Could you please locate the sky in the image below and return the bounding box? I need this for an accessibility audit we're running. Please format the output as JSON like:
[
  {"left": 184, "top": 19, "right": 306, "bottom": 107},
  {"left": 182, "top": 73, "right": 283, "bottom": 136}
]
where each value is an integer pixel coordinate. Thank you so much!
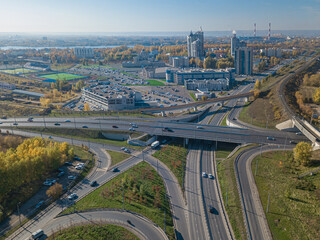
[{"left": 0, "top": 0, "right": 319, "bottom": 32}]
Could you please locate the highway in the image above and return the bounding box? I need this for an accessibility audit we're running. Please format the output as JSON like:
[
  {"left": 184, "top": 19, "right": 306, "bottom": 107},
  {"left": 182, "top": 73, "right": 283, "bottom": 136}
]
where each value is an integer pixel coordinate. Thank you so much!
[
  {"left": 201, "top": 143, "right": 233, "bottom": 240},
  {"left": 42, "top": 210, "right": 168, "bottom": 240},
  {"left": 185, "top": 142, "right": 209, "bottom": 240},
  {"left": 234, "top": 144, "right": 294, "bottom": 240}
]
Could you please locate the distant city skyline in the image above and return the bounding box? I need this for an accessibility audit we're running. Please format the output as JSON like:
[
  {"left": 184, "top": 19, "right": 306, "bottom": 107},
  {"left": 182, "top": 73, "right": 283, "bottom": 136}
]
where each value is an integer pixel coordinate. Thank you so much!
[{"left": 0, "top": 0, "right": 319, "bottom": 33}]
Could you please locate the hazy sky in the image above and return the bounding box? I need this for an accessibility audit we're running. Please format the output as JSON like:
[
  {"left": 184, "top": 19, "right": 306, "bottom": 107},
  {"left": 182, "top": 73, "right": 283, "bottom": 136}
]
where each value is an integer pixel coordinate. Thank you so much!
[{"left": 0, "top": 0, "right": 319, "bottom": 32}]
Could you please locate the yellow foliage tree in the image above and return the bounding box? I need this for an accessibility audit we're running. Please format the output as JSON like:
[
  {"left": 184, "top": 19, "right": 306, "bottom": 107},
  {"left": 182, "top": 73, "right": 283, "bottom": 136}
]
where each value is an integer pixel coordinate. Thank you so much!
[
  {"left": 293, "top": 142, "right": 313, "bottom": 166},
  {"left": 46, "top": 183, "right": 63, "bottom": 200},
  {"left": 313, "top": 88, "right": 320, "bottom": 104},
  {"left": 83, "top": 103, "right": 90, "bottom": 111}
]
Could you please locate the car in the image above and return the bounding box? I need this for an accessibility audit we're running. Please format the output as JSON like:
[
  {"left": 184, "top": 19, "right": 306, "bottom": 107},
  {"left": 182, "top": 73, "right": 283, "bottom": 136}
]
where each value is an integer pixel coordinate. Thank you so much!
[
  {"left": 48, "top": 136, "right": 53, "bottom": 139},
  {"left": 68, "top": 175, "right": 76, "bottom": 180},
  {"left": 289, "top": 140, "right": 296, "bottom": 144},
  {"left": 112, "top": 167, "right": 119, "bottom": 172},
  {"left": 64, "top": 162, "right": 73, "bottom": 166},
  {"left": 43, "top": 181, "right": 52, "bottom": 186},
  {"left": 208, "top": 174, "right": 214, "bottom": 179},
  {"left": 82, "top": 125, "right": 88, "bottom": 128},
  {"left": 57, "top": 171, "right": 65, "bottom": 177},
  {"left": 35, "top": 200, "right": 44, "bottom": 209},
  {"left": 124, "top": 149, "right": 130, "bottom": 153},
  {"left": 196, "top": 126, "right": 203, "bottom": 129},
  {"left": 68, "top": 193, "right": 78, "bottom": 200},
  {"left": 267, "top": 136, "right": 275, "bottom": 141},
  {"left": 90, "top": 181, "right": 97, "bottom": 187},
  {"left": 209, "top": 206, "right": 218, "bottom": 214},
  {"left": 54, "top": 123, "right": 60, "bottom": 126},
  {"left": 121, "top": 147, "right": 126, "bottom": 150},
  {"left": 129, "top": 127, "right": 135, "bottom": 131},
  {"left": 65, "top": 120, "right": 71, "bottom": 122},
  {"left": 163, "top": 127, "right": 173, "bottom": 132},
  {"left": 57, "top": 168, "right": 64, "bottom": 172},
  {"left": 202, "top": 172, "right": 208, "bottom": 178},
  {"left": 13, "top": 122, "right": 18, "bottom": 126},
  {"left": 74, "top": 156, "right": 80, "bottom": 160},
  {"left": 75, "top": 165, "right": 83, "bottom": 170},
  {"left": 112, "top": 125, "right": 118, "bottom": 128},
  {"left": 296, "top": 132, "right": 302, "bottom": 135}
]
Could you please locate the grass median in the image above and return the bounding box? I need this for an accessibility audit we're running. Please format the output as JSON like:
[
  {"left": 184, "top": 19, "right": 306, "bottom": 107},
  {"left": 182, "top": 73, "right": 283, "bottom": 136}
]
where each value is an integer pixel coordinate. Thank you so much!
[
  {"left": 152, "top": 142, "right": 188, "bottom": 192},
  {"left": 107, "top": 150, "right": 130, "bottom": 166},
  {"left": 252, "top": 150, "right": 320, "bottom": 240},
  {"left": 48, "top": 224, "right": 138, "bottom": 240},
  {"left": 216, "top": 144, "right": 255, "bottom": 240},
  {"left": 62, "top": 161, "right": 174, "bottom": 239}
]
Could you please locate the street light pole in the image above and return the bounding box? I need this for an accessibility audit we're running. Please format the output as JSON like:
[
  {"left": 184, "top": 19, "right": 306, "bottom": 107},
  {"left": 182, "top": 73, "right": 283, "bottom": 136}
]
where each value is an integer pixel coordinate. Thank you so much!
[
  {"left": 17, "top": 202, "right": 21, "bottom": 226},
  {"left": 267, "top": 192, "right": 270, "bottom": 213}
]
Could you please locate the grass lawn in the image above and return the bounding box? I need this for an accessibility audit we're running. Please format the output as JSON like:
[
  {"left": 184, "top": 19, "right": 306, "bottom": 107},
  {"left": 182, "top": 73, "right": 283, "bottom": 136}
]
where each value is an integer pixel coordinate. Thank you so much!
[
  {"left": 16, "top": 127, "right": 143, "bottom": 150},
  {"left": 51, "top": 64, "right": 76, "bottom": 71},
  {"left": 252, "top": 151, "right": 320, "bottom": 240},
  {"left": 107, "top": 150, "right": 130, "bottom": 166},
  {"left": 0, "top": 68, "right": 38, "bottom": 74},
  {"left": 120, "top": 71, "right": 140, "bottom": 79},
  {"left": 145, "top": 79, "right": 165, "bottom": 86},
  {"left": 152, "top": 143, "right": 188, "bottom": 191},
  {"left": 0, "top": 102, "right": 45, "bottom": 117},
  {"left": 39, "top": 73, "right": 86, "bottom": 81},
  {"left": 217, "top": 144, "right": 255, "bottom": 240},
  {"left": 189, "top": 92, "right": 197, "bottom": 102},
  {"left": 62, "top": 161, "right": 175, "bottom": 239},
  {"left": 48, "top": 224, "right": 138, "bottom": 240}
]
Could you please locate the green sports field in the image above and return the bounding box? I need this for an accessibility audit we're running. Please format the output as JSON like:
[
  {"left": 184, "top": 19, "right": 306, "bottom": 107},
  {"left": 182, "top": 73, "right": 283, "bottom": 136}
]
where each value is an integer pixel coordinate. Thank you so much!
[
  {"left": 40, "top": 73, "right": 86, "bottom": 81},
  {"left": 0, "top": 68, "right": 38, "bottom": 74}
]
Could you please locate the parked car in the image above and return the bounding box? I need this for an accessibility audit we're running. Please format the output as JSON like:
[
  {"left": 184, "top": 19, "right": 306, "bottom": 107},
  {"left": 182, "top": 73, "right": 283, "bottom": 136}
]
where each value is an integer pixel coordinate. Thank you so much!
[
  {"left": 35, "top": 200, "right": 44, "bottom": 209},
  {"left": 58, "top": 171, "right": 65, "bottom": 177},
  {"left": 64, "top": 162, "right": 73, "bottom": 166},
  {"left": 68, "top": 175, "right": 76, "bottom": 180}
]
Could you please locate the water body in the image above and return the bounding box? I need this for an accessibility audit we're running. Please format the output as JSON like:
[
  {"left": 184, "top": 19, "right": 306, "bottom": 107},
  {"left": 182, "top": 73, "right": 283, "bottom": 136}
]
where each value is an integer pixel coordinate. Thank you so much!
[{"left": 0, "top": 45, "right": 135, "bottom": 50}]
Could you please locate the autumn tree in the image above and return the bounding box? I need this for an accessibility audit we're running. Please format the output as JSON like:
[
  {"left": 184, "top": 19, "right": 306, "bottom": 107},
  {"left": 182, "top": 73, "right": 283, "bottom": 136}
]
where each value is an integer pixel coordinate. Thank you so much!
[
  {"left": 46, "top": 183, "right": 63, "bottom": 200},
  {"left": 254, "top": 79, "right": 261, "bottom": 90},
  {"left": 313, "top": 88, "right": 320, "bottom": 104},
  {"left": 83, "top": 103, "right": 90, "bottom": 111},
  {"left": 293, "top": 142, "right": 313, "bottom": 166},
  {"left": 203, "top": 56, "right": 217, "bottom": 69}
]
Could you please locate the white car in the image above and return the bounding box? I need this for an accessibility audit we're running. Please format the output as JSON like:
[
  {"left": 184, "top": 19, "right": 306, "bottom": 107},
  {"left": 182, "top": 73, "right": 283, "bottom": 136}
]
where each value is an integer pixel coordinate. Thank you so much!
[
  {"left": 202, "top": 172, "right": 208, "bottom": 178},
  {"left": 196, "top": 126, "right": 203, "bottom": 129},
  {"left": 75, "top": 165, "right": 83, "bottom": 170},
  {"left": 68, "top": 193, "right": 78, "bottom": 200},
  {"left": 208, "top": 174, "right": 214, "bottom": 179}
]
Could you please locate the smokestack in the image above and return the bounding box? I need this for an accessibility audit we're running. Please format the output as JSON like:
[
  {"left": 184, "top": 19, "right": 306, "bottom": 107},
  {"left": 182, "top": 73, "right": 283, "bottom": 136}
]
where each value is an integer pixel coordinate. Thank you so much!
[
  {"left": 268, "top": 23, "right": 271, "bottom": 40},
  {"left": 254, "top": 23, "right": 256, "bottom": 37}
]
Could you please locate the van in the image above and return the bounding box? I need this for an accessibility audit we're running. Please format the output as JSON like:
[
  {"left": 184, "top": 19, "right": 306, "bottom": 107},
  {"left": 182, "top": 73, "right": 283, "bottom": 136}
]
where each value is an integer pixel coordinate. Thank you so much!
[{"left": 31, "top": 229, "right": 44, "bottom": 239}]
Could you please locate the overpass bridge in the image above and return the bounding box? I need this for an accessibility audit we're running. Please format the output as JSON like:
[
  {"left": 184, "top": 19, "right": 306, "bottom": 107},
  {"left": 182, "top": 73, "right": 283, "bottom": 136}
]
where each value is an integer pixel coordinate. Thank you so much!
[{"left": 140, "top": 91, "right": 253, "bottom": 114}]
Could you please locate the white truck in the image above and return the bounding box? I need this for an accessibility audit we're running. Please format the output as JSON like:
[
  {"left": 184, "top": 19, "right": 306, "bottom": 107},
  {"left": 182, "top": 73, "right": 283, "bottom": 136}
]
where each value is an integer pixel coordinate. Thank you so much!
[{"left": 151, "top": 140, "right": 160, "bottom": 149}]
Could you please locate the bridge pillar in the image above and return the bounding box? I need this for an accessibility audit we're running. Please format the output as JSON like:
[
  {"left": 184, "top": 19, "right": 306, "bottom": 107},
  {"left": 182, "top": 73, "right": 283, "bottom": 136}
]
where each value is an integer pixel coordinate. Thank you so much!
[
  {"left": 244, "top": 97, "right": 249, "bottom": 103},
  {"left": 221, "top": 101, "right": 225, "bottom": 106},
  {"left": 161, "top": 111, "right": 166, "bottom": 117},
  {"left": 185, "top": 138, "right": 189, "bottom": 147},
  {"left": 193, "top": 106, "right": 198, "bottom": 112}
]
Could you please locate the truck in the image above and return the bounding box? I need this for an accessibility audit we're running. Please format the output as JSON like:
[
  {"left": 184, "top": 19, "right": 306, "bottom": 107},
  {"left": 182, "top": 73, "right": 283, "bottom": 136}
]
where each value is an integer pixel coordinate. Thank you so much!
[{"left": 151, "top": 141, "right": 160, "bottom": 149}]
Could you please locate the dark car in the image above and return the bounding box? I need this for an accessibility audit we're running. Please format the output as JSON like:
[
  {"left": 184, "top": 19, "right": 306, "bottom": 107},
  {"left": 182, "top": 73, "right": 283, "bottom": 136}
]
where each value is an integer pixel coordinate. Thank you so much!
[
  {"left": 90, "top": 180, "right": 97, "bottom": 187},
  {"left": 112, "top": 125, "right": 118, "bottom": 128},
  {"left": 163, "top": 127, "right": 173, "bottom": 132},
  {"left": 112, "top": 167, "right": 119, "bottom": 172},
  {"left": 82, "top": 125, "right": 88, "bottom": 128},
  {"left": 54, "top": 123, "right": 60, "bottom": 126},
  {"left": 209, "top": 206, "right": 219, "bottom": 215}
]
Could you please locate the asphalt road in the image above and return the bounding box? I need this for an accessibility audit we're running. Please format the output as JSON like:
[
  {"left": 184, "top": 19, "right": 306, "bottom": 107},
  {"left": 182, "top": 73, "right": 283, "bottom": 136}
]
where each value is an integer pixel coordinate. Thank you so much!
[
  {"left": 185, "top": 141, "right": 210, "bottom": 240},
  {"left": 234, "top": 145, "right": 294, "bottom": 240},
  {"left": 43, "top": 210, "right": 167, "bottom": 240},
  {"left": 201, "top": 143, "right": 233, "bottom": 240}
]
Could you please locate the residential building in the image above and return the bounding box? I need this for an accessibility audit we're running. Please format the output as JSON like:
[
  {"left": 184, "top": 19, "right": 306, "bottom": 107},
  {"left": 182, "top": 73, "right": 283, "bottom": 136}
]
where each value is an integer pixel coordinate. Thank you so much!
[
  {"left": 231, "top": 31, "right": 247, "bottom": 56},
  {"left": 74, "top": 48, "right": 94, "bottom": 58},
  {"left": 235, "top": 47, "right": 253, "bottom": 75},
  {"left": 168, "top": 56, "right": 189, "bottom": 68},
  {"left": 0, "top": 81, "right": 15, "bottom": 90},
  {"left": 260, "top": 48, "right": 282, "bottom": 58},
  {"left": 187, "top": 29, "right": 204, "bottom": 58},
  {"left": 122, "top": 49, "right": 165, "bottom": 68}
]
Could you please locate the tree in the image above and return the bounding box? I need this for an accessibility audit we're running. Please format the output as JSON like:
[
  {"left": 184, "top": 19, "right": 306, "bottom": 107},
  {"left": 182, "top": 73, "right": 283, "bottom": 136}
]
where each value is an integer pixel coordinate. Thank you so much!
[
  {"left": 313, "top": 88, "right": 320, "bottom": 104},
  {"left": 46, "top": 183, "right": 63, "bottom": 200},
  {"left": 83, "top": 103, "right": 90, "bottom": 111},
  {"left": 293, "top": 142, "right": 313, "bottom": 166},
  {"left": 203, "top": 56, "right": 217, "bottom": 69},
  {"left": 201, "top": 95, "right": 208, "bottom": 101},
  {"left": 253, "top": 89, "right": 261, "bottom": 99},
  {"left": 254, "top": 79, "right": 261, "bottom": 90}
]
